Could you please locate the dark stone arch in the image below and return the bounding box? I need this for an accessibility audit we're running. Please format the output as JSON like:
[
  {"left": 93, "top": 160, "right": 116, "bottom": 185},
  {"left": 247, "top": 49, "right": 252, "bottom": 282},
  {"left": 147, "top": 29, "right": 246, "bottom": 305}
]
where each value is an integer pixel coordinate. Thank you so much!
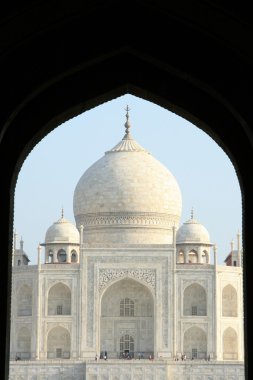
[{"left": 1, "top": 2, "right": 252, "bottom": 378}]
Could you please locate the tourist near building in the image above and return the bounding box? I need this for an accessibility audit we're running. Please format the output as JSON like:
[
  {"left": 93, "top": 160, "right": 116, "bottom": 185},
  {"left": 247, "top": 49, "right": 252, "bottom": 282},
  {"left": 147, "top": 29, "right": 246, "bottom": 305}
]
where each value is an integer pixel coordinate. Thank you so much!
[{"left": 9, "top": 109, "right": 244, "bottom": 379}]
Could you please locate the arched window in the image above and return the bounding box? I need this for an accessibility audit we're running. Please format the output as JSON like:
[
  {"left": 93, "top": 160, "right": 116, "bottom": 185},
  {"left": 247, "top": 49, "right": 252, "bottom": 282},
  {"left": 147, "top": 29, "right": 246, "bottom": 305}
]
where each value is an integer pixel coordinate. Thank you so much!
[
  {"left": 222, "top": 285, "right": 238, "bottom": 317},
  {"left": 188, "top": 250, "right": 198, "bottom": 263},
  {"left": 48, "top": 283, "right": 71, "bottom": 315},
  {"left": 202, "top": 250, "right": 209, "bottom": 264},
  {"left": 120, "top": 298, "right": 134, "bottom": 316},
  {"left": 183, "top": 283, "right": 207, "bottom": 316},
  {"left": 57, "top": 249, "right": 66, "bottom": 263},
  {"left": 71, "top": 250, "right": 78, "bottom": 262},
  {"left": 177, "top": 251, "right": 184, "bottom": 263}
]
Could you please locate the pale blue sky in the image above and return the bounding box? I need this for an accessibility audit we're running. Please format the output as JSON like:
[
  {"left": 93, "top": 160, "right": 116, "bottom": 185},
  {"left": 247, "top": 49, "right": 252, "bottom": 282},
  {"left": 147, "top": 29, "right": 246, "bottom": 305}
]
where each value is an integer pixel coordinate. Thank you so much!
[{"left": 14, "top": 94, "right": 242, "bottom": 264}]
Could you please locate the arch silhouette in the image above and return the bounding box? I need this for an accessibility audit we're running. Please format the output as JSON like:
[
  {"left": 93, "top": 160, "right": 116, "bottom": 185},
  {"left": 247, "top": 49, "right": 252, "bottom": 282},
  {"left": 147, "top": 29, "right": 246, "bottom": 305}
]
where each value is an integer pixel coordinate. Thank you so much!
[{"left": 0, "top": 2, "right": 252, "bottom": 378}]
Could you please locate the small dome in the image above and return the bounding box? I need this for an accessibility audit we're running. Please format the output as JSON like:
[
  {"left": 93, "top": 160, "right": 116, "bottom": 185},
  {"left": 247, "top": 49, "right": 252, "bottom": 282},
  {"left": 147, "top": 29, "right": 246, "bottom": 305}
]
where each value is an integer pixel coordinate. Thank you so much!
[
  {"left": 176, "top": 217, "right": 210, "bottom": 245},
  {"left": 45, "top": 215, "right": 80, "bottom": 244}
]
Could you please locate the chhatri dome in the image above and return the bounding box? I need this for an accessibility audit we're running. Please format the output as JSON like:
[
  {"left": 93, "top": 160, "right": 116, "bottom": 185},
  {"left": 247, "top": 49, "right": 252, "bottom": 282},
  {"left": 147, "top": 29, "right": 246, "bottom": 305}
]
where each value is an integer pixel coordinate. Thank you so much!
[
  {"left": 45, "top": 210, "right": 80, "bottom": 244},
  {"left": 176, "top": 209, "right": 211, "bottom": 245},
  {"left": 73, "top": 107, "right": 182, "bottom": 246}
]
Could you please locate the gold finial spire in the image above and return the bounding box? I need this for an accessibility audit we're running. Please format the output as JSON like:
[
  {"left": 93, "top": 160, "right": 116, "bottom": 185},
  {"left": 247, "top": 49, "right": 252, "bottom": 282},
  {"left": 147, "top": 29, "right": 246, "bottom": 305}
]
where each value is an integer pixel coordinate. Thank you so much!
[
  {"left": 191, "top": 207, "right": 194, "bottom": 220},
  {"left": 124, "top": 105, "right": 131, "bottom": 136},
  {"left": 61, "top": 207, "right": 64, "bottom": 218}
]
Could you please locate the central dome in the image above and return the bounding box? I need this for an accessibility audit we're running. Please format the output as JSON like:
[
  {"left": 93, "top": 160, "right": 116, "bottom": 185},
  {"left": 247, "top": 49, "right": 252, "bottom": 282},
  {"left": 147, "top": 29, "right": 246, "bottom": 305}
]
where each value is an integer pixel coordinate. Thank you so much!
[{"left": 73, "top": 111, "right": 182, "bottom": 246}]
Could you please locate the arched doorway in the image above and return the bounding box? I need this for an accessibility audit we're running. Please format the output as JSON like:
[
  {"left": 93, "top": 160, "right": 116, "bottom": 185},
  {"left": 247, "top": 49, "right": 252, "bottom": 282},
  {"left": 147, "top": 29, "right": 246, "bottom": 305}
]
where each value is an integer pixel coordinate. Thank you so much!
[
  {"left": 183, "top": 326, "right": 207, "bottom": 359},
  {"left": 47, "top": 326, "right": 70, "bottom": 359},
  {"left": 100, "top": 278, "right": 154, "bottom": 359},
  {"left": 223, "top": 327, "right": 238, "bottom": 360}
]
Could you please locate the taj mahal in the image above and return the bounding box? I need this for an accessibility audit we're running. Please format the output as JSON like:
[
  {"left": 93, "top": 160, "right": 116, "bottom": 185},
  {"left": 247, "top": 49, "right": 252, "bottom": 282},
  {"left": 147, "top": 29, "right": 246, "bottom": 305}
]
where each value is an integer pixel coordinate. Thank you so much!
[{"left": 9, "top": 109, "right": 245, "bottom": 379}]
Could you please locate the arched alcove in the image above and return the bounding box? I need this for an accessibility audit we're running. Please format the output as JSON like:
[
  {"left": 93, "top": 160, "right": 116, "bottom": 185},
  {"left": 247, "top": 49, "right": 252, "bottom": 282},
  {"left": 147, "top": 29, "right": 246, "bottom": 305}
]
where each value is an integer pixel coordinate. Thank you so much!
[
  {"left": 188, "top": 250, "right": 198, "bottom": 264},
  {"left": 48, "top": 283, "right": 71, "bottom": 315},
  {"left": 222, "top": 285, "right": 238, "bottom": 317},
  {"left": 47, "top": 326, "right": 70, "bottom": 359},
  {"left": 177, "top": 250, "right": 185, "bottom": 263},
  {"left": 100, "top": 278, "right": 154, "bottom": 358},
  {"left": 223, "top": 327, "right": 238, "bottom": 360},
  {"left": 57, "top": 249, "right": 67, "bottom": 263},
  {"left": 202, "top": 250, "right": 209, "bottom": 264},
  {"left": 183, "top": 283, "right": 207, "bottom": 316},
  {"left": 71, "top": 250, "right": 78, "bottom": 263},
  {"left": 183, "top": 326, "right": 207, "bottom": 359}
]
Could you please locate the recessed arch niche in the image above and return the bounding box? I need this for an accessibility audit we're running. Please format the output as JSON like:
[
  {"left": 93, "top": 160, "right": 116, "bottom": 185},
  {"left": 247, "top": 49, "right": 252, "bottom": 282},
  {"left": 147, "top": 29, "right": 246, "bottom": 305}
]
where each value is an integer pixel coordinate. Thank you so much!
[{"left": 100, "top": 278, "right": 154, "bottom": 358}]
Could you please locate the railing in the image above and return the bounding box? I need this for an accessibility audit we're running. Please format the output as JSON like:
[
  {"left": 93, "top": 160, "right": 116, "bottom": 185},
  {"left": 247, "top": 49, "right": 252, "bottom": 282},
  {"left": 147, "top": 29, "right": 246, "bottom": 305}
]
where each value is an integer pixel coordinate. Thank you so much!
[
  {"left": 13, "top": 352, "right": 31, "bottom": 360},
  {"left": 47, "top": 351, "right": 70, "bottom": 359},
  {"left": 99, "top": 351, "right": 154, "bottom": 360},
  {"left": 179, "top": 352, "right": 207, "bottom": 360}
]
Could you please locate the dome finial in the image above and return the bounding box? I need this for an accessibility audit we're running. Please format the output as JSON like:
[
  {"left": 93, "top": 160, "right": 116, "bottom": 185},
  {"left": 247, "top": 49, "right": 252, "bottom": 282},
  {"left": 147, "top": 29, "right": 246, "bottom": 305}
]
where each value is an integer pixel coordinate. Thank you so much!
[
  {"left": 61, "top": 207, "right": 64, "bottom": 219},
  {"left": 124, "top": 105, "right": 131, "bottom": 136},
  {"left": 191, "top": 207, "right": 194, "bottom": 220}
]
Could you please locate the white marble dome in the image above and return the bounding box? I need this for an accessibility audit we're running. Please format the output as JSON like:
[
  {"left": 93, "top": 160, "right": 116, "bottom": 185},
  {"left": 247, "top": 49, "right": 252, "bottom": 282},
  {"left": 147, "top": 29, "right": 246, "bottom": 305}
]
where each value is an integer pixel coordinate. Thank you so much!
[
  {"left": 73, "top": 117, "right": 182, "bottom": 246},
  {"left": 45, "top": 215, "right": 80, "bottom": 244},
  {"left": 176, "top": 217, "right": 210, "bottom": 245}
]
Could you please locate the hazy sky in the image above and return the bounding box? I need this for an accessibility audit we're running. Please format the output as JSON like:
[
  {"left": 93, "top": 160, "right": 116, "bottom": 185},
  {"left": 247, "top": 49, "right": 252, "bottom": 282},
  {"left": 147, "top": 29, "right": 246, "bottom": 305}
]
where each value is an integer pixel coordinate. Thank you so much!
[{"left": 14, "top": 94, "right": 242, "bottom": 264}]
